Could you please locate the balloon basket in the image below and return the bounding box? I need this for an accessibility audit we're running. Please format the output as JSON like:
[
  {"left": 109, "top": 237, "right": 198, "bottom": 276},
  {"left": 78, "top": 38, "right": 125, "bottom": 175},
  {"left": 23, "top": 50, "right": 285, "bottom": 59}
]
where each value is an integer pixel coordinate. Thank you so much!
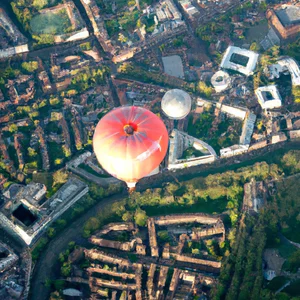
[
  {"left": 126, "top": 182, "right": 136, "bottom": 194},
  {"left": 128, "top": 187, "right": 136, "bottom": 193}
]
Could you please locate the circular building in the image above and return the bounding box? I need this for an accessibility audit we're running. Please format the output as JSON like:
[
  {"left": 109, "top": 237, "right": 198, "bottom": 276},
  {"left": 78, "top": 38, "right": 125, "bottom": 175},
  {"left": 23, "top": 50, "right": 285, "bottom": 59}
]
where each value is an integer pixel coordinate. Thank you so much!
[
  {"left": 211, "top": 71, "right": 231, "bottom": 93},
  {"left": 161, "top": 89, "right": 192, "bottom": 120}
]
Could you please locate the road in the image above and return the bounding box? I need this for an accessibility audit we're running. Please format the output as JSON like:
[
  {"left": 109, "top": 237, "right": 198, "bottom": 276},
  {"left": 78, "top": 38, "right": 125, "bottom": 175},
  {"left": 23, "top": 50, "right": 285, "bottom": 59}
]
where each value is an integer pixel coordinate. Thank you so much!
[{"left": 29, "top": 193, "right": 124, "bottom": 300}]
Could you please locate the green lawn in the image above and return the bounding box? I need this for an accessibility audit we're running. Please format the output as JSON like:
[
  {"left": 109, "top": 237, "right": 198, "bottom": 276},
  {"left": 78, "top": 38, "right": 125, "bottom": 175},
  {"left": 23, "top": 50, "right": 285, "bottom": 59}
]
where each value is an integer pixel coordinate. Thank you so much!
[
  {"left": 277, "top": 242, "right": 297, "bottom": 259},
  {"left": 48, "top": 142, "right": 65, "bottom": 168},
  {"left": 143, "top": 196, "right": 227, "bottom": 217},
  {"left": 187, "top": 112, "right": 242, "bottom": 154},
  {"left": 78, "top": 163, "right": 110, "bottom": 178},
  {"left": 275, "top": 175, "right": 300, "bottom": 243},
  {"left": 267, "top": 276, "right": 289, "bottom": 292},
  {"left": 32, "top": 172, "right": 53, "bottom": 189},
  {"left": 30, "top": 9, "right": 71, "bottom": 35},
  {"left": 282, "top": 279, "right": 300, "bottom": 297}
]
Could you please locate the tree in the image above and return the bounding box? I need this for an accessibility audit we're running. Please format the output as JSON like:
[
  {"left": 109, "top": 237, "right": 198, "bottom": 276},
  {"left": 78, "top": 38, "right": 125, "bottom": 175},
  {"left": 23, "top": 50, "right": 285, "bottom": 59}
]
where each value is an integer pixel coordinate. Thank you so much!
[
  {"left": 122, "top": 211, "right": 133, "bottom": 222},
  {"left": 49, "top": 291, "right": 63, "bottom": 300},
  {"left": 118, "top": 33, "right": 128, "bottom": 43},
  {"left": 197, "top": 81, "right": 213, "bottom": 98},
  {"left": 134, "top": 208, "right": 147, "bottom": 226},
  {"left": 281, "top": 151, "right": 300, "bottom": 174},
  {"left": 136, "top": 19, "right": 143, "bottom": 28},
  {"left": 89, "top": 184, "right": 105, "bottom": 199},
  {"left": 84, "top": 217, "right": 100, "bottom": 233},
  {"left": 58, "top": 252, "right": 65, "bottom": 263},
  {"left": 33, "top": 34, "right": 55, "bottom": 45},
  {"left": 158, "top": 231, "right": 169, "bottom": 242},
  {"left": 28, "top": 147, "right": 37, "bottom": 157},
  {"left": 8, "top": 124, "right": 18, "bottom": 133},
  {"left": 45, "top": 278, "right": 52, "bottom": 288},
  {"left": 288, "top": 250, "right": 300, "bottom": 272},
  {"left": 21, "top": 61, "right": 38, "bottom": 73},
  {"left": 250, "top": 42, "right": 260, "bottom": 52},
  {"left": 32, "top": 0, "right": 48, "bottom": 10},
  {"left": 47, "top": 227, "right": 56, "bottom": 238},
  {"left": 62, "top": 145, "right": 71, "bottom": 157},
  {"left": 113, "top": 203, "right": 126, "bottom": 217},
  {"left": 292, "top": 86, "right": 300, "bottom": 103},
  {"left": 61, "top": 262, "right": 71, "bottom": 277},
  {"left": 55, "top": 219, "right": 67, "bottom": 231},
  {"left": 53, "top": 280, "right": 65, "bottom": 291},
  {"left": 52, "top": 170, "right": 68, "bottom": 187},
  {"left": 54, "top": 158, "right": 63, "bottom": 166}
]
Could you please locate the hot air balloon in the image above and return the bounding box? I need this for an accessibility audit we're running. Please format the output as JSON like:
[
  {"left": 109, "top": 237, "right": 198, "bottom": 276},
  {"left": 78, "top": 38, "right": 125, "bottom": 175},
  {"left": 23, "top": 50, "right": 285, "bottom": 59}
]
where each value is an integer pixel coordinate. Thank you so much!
[
  {"left": 93, "top": 106, "right": 169, "bottom": 190},
  {"left": 161, "top": 89, "right": 192, "bottom": 120}
]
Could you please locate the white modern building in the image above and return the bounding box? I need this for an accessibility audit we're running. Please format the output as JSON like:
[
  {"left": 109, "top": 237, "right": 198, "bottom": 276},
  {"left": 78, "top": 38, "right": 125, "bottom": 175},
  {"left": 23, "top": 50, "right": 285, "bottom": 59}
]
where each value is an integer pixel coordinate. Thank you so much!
[
  {"left": 0, "top": 178, "right": 88, "bottom": 245},
  {"left": 211, "top": 70, "right": 231, "bottom": 93},
  {"left": 220, "top": 46, "right": 259, "bottom": 76},
  {"left": 278, "top": 57, "right": 300, "bottom": 86},
  {"left": 220, "top": 144, "right": 249, "bottom": 158},
  {"left": 168, "top": 130, "right": 217, "bottom": 169},
  {"left": 255, "top": 85, "right": 282, "bottom": 110},
  {"left": 265, "top": 57, "right": 300, "bottom": 86}
]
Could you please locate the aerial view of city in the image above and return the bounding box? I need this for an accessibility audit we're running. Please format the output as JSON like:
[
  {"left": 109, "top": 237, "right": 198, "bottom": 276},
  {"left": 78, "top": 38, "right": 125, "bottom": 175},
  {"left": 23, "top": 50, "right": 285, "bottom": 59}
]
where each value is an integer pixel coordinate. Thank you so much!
[{"left": 0, "top": 0, "right": 299, "bottom": 299}]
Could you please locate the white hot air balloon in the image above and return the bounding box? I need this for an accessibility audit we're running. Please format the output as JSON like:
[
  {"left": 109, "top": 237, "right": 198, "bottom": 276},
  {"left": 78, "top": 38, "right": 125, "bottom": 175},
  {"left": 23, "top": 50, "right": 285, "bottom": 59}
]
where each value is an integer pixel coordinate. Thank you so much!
[{"left": 161, "top": 89, "right": 192, "bottom": 120}]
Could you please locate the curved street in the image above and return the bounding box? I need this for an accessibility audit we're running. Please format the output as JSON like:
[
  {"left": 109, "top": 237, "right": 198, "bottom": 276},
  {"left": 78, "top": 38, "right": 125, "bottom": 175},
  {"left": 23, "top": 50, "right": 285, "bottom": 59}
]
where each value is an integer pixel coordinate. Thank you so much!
[{"left": 29, "top": 194, "right": 124, "bottom": 300}]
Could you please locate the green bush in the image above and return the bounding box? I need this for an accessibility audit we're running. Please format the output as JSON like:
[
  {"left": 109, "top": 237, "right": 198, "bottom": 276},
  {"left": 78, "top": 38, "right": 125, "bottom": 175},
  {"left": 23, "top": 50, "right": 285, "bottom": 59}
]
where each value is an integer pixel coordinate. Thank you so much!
[{"left": 21, "top": 61, "right": 38, "bottom": 73}]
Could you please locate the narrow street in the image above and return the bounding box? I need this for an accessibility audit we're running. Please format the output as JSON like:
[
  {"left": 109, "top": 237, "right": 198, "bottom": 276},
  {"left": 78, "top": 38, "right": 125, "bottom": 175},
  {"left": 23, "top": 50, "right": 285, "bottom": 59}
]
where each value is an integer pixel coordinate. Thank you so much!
[{"left": 29, "top": 194, "right": 124, "bottom": 300}]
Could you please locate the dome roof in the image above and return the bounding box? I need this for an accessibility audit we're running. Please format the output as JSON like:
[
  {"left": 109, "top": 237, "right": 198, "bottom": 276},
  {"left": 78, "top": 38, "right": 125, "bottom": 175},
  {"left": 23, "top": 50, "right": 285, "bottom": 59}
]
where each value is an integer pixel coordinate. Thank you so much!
[
  {"left": 211, "top": 71, "right": 231, "bottom": 93},
  {"left": 161, "top": 89, "right": 192, "bottom": 120}
]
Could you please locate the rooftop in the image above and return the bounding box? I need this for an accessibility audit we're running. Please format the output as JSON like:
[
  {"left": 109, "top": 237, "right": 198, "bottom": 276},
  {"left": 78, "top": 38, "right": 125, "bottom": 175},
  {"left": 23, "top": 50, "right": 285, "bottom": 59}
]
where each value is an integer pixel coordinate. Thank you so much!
[
  {"left": 220, "top": 46, "right": 259, "bottom": 76},
  {"left": 211, "top": 70, "right": 231, "bottom": 93},
  {"left": 275, "top": 5, "right": 300, "bottom": 27},
  {"left": 255, "top": 85, "right": 282, "bottom": 110},
  {"left": 162, "top": 55, "right": 184, "bottom": 79}
]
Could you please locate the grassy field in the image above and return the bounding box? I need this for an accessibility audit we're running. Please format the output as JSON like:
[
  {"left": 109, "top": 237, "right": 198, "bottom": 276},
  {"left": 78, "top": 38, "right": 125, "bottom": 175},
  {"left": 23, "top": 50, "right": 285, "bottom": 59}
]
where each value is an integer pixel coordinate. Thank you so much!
[
  {"left": 235, "top": 19, "right": 269, "bottom": 47},
  {"left": 143, "top": 196, "right": 227, "bottom": 217},
  {"left": 267, "top": 276, "right": 289, "bottom": 292},
  {"left": 276, "top": 174, "right": 300, "bottom": 243},
  {"left": 78, "top": 163, "right": 110, "bottom": 178},
  {"left": 282, "top": 279, "right": 300, "bottom": 297},
  {"left": 187, "top": 111, "right": 242, "bottom": 154},
  {"left": 30, "top": 9, "right": 71, "bottom": 35},
  {"left": 277, "top": 242, "right": 297, "bottom": 260},
  {"left": 32, "top": 172, "right": 53, "bottom": 189}
]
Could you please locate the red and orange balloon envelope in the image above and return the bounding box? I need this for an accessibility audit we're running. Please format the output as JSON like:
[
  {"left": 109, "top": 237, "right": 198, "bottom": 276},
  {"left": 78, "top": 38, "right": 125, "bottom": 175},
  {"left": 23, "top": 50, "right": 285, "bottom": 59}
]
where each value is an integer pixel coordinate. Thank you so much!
[{"left": 93, "top": 106, "right": 169, "bottom": 189}]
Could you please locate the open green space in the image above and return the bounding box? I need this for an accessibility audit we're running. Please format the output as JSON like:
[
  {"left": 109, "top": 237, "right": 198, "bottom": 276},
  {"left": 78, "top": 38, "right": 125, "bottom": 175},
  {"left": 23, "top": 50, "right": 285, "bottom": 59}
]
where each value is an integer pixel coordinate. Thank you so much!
[
  {"left": 267, "top": 276, "right": 289, "bottom": 292},
  {"left": 32, "top": 172, "right": 53, "bottom": 190},
  {"left": 240, "top": 19, "right": 268, "bottom": 46},
  {"left": 30, "top": 9, "right": 71, "bottom": 35},
  {"left": 282, "top": 279, "right": 300, "bottom": 297},
  {"left": 187, "top": 110, "right": 242, "bottom": 154},
  {"left": 180, "top": 147, "right": 206, "bottom": 159},
  {"left": 78, "top": 163, "right": 110, "bottom": 178},
  {"left": 48, "top": 142, "right": 65, "bottom": 168},
  {"left": 277, "top": 242, "right": 297, "bottom": 260},
  {"left": 143, "top": 197, "right": 227, "bottom": 217},
  {"left": 275, "top": 174, "right": 300, "bottom": 243}
]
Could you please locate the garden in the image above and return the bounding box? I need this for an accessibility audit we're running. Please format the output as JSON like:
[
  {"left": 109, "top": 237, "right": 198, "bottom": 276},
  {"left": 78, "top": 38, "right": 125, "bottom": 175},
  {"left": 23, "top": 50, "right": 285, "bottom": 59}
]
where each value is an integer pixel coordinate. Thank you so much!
[{"left": 30, "top": 9, "right": 71, "bottom": 35}]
